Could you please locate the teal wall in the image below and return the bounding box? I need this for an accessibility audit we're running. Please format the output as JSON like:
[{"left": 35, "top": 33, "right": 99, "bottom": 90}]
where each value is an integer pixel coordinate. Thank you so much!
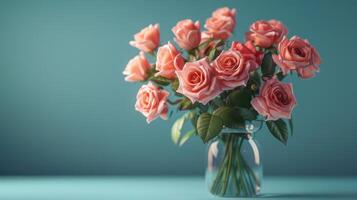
[{"left": 0, "top": 0, "right": 356, "bottom": 175}]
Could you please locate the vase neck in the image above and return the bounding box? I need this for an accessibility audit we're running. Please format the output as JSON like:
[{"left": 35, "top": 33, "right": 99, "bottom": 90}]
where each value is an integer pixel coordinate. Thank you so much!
[
  {"left": 220, "top": 120, "right": 263, "bottom": 136},
  {"left": 221, "top": 127, "right": 252, "bottom": 134},
  {"left": 220, "top": 128, "right": 253, "bottom": 139}
]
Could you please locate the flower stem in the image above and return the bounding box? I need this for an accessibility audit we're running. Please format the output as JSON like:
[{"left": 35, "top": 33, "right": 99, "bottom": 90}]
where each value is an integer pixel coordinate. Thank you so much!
[{"left": 209, "top": 134, "right": 258, "bottom": 197}]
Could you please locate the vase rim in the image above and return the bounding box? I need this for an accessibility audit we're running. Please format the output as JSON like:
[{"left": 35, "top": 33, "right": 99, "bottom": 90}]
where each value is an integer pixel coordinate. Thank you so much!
[
  {"left": 221, "top": 120, "right": 263, "bottom": 134},
  {"left": 221, "top": 127, "right": 250, "bottom": 133}
]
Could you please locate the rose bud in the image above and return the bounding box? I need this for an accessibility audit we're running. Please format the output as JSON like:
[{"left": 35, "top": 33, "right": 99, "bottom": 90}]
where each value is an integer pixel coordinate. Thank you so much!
[
  {"left": 130, "top": 24, "right": 160, "bottom": 53},
  {"left": 155, "top": 42, "right": 185, "bottom": 79},
  {"left": 205, "top": 16, "right": 235, "bottom": 40},
  {"left": 123, "top": 52, "right": 151, "bottom": 82},
  {"left": 212, "top": 7, "right": 237, "bottom": 23},
  {"left": 172, "top": 19, "right": 201, "bottom": 50}
]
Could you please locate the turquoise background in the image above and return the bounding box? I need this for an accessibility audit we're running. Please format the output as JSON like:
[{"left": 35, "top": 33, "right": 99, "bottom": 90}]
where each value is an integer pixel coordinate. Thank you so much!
[{"left": 0, "top": 0, "right": 356, "bottom": 176}]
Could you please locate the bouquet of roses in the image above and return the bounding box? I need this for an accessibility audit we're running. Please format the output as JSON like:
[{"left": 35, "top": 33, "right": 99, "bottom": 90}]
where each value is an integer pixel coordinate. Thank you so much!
[{"left": 123, "top": 7, "right": 320, "bottom": 197}]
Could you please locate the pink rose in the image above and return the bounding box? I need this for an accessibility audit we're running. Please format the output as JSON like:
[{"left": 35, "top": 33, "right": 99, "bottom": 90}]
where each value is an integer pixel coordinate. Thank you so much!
[
  {"left": 130, "top": 24, "right": 160, "bottom": 53},
  {"left": 123, "top": 52, "right": 151, "bottom": 82},
  {"left": 135, "top": 82, "right": 169, "bottom": 123},
  {"left": 251, "top": 78, "right": 296, "bottom": 120},
  {"left": 212, "top": 7, "right": 237, "bottom": 23},
  {"left": 205, "top": 16, "right": 235, "bottom": 40},
  {"left": 155, "top": 42, "right": 185, "bottom": 79},
  {"left": 212, "top": 50, "right": 256, "bottom": 90},
  {"left": 205, "top": 7, "right": 236, "bottom": 40},
  {"left": 172, "top": 19, "right": 201, "bottom": 50},
  {"left": 176, "top": 58, "right": 221, "bottom": 105},
  {"left": 231, "top": 40, "right": 264, "bottom": 67},
  {"left": 272, "top": 36, "right": 321, "bottom": 79},
  {"left": 245, "top": 20, "right": 287, "bottom": 48}
]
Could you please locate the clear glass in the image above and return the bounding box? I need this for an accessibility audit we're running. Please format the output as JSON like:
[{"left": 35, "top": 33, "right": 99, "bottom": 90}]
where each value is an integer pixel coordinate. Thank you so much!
[{"left": 205, "top": 120, "right": 263, "bottom": 197}]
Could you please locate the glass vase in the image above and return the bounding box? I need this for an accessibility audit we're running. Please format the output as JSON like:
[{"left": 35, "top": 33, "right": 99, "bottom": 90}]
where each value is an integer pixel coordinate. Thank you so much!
[{"left": 205, "top": 121, "right": 263, "bottom": 197}]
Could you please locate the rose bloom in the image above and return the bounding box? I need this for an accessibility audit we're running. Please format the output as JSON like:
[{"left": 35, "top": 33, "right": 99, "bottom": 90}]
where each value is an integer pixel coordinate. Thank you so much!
[
  {"left": 231, "top": 40, "right": 264, "bottom": 67},
  {"left": 130, "top": 24, "right": 160, "bottom": 53},
  {"left": 176, "top": 58, "right": 221, "bottom": 105},
  {"left": 212, "top": 7, "right": 237, "bottom": 23},
  {"left": 273, "top": 36, "right": 321, "bottom": 79},
  {"left": 245, "top": 20, "right": 287, "bottom": 48},
  {"left": 135, "top": 82, "right": 169, "bottom": 123},
  {"left": 212, "top": 50, "right": 258, "bottom": 90},
  {"left": 123, "top": 52, "right": 151, "bottom": 82},
  {"left": 205, "top": 15, "right": 235, "bottom": 40},
  {"left": 251, "top": 78, "right": 296, "bottom": 120},
  {"left": 155, "top": 42, "right": 185, "bottom": 79},
  {"left": 172, "top": 19, "right": 201, "bottom": 50}
]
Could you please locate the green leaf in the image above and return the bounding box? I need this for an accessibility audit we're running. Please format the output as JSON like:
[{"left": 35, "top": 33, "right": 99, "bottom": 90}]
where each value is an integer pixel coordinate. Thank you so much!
[
  {"left": 215, "top": 39, "right": 225, "bottom": 47},
  {"left": 288, "top": 117, "right": 294, "bottom": 136},
  {"left": 236, "top": 107, "right": 258, "bottom": 120},
  {"left": 208, "top": 48, "right": 220, "bottom": 62},
  {"left": 249, "top": 70, "right": 261, "bottom": 85},
  {"left": 276, "top": 71, "right": 286, "bottom": 81},
  {"left": 197, "top": 113, "right": 223, "bottom": 143},
  {"left": 178, "top": 129, "right": 196, "bottom": 146},
  {"left": 178, "top": 98, "right": 196, "bottom": 110},
  {"left": 247, "top": 71, "right": 262, "bottom": 95},
  {"left": 191, "top": 112, "right": 199, "bottom": 128},
  {"left": 188, "top": 54, "right": 197, "bottom": 62},
  {"left": 199, "top": 39, "right": 223, "bottom": 49},
  {"left": 266, "top": 119, "right": 289, "bottom": 145},
  {"left": 151, "top": 76, "right": 171, "bottom": 86},
  {"left": 171, "top": 78, "right": 179, "bottom": 91},
  {"left": 226, "top": 89, "right": 252, "bottom": 108},
  {"left": 211, "top": 97, "right": 224, "bottom": 108},
  {"left": 198, "top": 39, "right": 212, "bottom": 51},
  {"left": 261, "top": 52, "right": 276, "bottom": 78},
  {"left": 171, "top": 113, "right": 190, "bottom": 145},
  {"left": 213, "top": 106, "right": 245, "bottom": 128},
  {"left": 230, "top": 117, "right": 245, "bottom": 129},
  {"left": 196, "top": 103, "right": 209, "bottom": 113},
  {"left": 213, "top": 107, "right": 235, "bottom": 127},
  {"left": 267, "top": 47, "right": 278, "bottom": 54}
]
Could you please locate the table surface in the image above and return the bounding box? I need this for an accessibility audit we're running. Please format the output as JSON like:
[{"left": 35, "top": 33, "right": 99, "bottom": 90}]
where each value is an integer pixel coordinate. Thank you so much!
[{"left": 0, "top": 176, "right": 356, "bottom": 199}]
